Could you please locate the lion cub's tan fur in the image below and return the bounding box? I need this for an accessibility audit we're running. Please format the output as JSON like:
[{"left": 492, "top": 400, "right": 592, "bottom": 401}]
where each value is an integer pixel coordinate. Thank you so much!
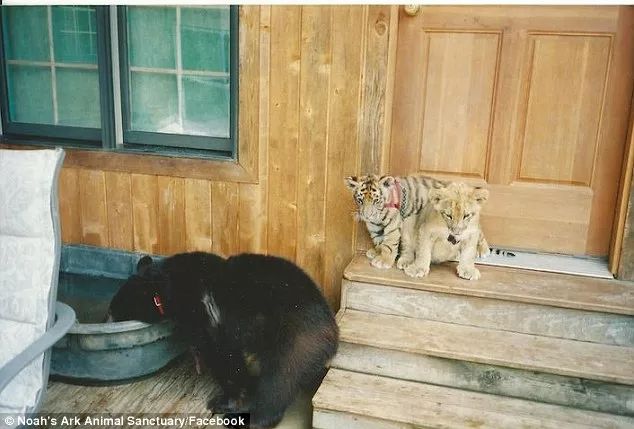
[{"left": 404, "top": 182, "right": 489, "bottom": 280}]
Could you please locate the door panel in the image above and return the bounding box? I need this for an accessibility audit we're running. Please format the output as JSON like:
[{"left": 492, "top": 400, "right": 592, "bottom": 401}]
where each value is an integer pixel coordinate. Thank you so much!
[
  {"left": 419, "top": 31, "right": 500, "bottom": 178},
  {"left": 518, "top": 34, "right": 610, "bottom": 185},
  {"left": 390, "top": 6, "right": 634, "bottom": 256}
]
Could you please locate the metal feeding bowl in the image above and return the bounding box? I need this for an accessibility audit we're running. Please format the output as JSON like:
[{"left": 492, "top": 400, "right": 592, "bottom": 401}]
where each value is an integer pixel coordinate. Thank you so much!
[{"left": 51, "top": 245, "right": 186, "bottom": 383}]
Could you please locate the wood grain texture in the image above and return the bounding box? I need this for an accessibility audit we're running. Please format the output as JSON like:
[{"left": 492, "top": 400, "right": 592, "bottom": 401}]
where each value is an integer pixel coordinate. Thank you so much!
[
  {"left": 338, "top": 309, "right": 634, "bottom": 385},
  {"left": 77, "top": 169, "right": 108, "bottom": 247},
  {"left": 618, "top": 182, "right": 634, "bottom": 281},
  {"left": 612, "top": 92, "right": 634, "bottom": 275},
  {"left": 343, "top": 280, "right": 634, "bottom": 346},
  {"left": 157, "top": 176, "right": 186, "bottom": 255},
  {"left": 314, "top": 409, "right": 424, "bottom": 429},
  {"left": 323, "top": 6, "right": 365, "bottom": 307},
  {"left": 238, "top": 6, "right": 269, "bottom": 255},
  {"left": 419, "top": 31, "right": 500, "bottom": 178},
  {"left": 313, "top": 369, "right": 634, "bottom": 429},
  {"left": 333, "top": 342, "right": 634, "bottom": 416},
  {"left": 389, "top": 6, "right": 633, "bottom": 257},
  {"left": 355, "top": 5, "right": 398, "bottom": 253},
  {"left": 184, "top": 178, "right": 212, "bottom": 252},
  {"left": 295, "top": 6, "right": 332, "bottom": 286},
  {"left": 211, "top": 181, "right": 240, "bottom": 257},
  {"left": 586, "top": 6, "right": 634, "bottom": 255},
  {"left": 266, "top": 6, "right": 301, "bottom": 261},
  {"left": 130, "top": 174, "right": 160, "bottom": 255},
  {"left": 345, "top": 254, "right": 634, "bottom": 315},
  {"left": 518, "top": 34, "right": 610, "bottom": 185},
  {"left": 105, "top": 171, "right": 133, "bottom": 251},
  {"left": 42, "top": 358, "right": 217, "bottom": 414},
  {"left": 58, "top": 168, "right": 81, "bottom": 244}
]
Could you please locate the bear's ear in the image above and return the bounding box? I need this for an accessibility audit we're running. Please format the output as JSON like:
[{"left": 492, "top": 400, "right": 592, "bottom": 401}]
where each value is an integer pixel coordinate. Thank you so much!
[
  {"left": 473, "top": 187, "right": 489, "bottom": 204},
  {"left": 136, "top": 255, "right": 154, "bottom": 276},
  {"left": 344, "top": 176, "right": 360, "bottom": 190}
]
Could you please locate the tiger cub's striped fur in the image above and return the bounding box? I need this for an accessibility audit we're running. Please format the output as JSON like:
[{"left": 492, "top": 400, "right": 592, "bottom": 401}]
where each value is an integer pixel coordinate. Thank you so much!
[{"left": 345, "top": 174, "right": 446, "bottom": 269}]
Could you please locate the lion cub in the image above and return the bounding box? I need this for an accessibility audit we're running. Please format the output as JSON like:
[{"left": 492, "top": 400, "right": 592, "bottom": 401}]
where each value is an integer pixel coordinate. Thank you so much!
[{"left": 403, "top": 182, "right": 489, "bottom": 280}]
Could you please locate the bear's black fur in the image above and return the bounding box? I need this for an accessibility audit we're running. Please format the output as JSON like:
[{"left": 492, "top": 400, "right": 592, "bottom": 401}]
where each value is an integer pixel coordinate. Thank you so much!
[{"left": 108, "top": 252, "right": 338, "bottom": 428}]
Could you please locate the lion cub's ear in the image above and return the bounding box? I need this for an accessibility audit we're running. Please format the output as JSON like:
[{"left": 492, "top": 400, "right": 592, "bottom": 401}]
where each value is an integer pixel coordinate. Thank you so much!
[
  {"left": 344, "top": 176, "right": 361, "bottom": 190},
  {"left": 473, "top": 187, "right": 489, "bottom": 204}
]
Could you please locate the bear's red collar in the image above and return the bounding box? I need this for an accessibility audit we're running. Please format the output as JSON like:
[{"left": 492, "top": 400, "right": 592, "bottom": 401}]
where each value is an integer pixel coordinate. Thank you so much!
[
  {"left": 153, "top": 294, "right": 165, "bottom": 316},
  {"left": 385, "top": 179, "right": 402, "bottom": 210}
]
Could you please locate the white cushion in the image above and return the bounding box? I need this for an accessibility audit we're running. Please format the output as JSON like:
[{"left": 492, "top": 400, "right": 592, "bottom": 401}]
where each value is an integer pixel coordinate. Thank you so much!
[{"left": 0, "top": 148, "right": 63, "bottom": 413}]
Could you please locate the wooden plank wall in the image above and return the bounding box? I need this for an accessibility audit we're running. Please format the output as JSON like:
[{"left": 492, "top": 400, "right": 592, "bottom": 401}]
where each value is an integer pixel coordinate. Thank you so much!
[{"left": 57, "top": 5, "right": 397, "bottom": 309}]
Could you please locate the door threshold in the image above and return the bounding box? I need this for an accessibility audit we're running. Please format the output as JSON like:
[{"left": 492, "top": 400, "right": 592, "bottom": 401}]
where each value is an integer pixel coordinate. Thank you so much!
[{"left": 475, "top": 248, "right": 613, "bottom": 279}]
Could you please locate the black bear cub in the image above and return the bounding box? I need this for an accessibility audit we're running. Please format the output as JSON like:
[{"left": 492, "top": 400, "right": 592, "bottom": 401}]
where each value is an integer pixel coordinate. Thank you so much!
[{"left": 108, "top": 252, "right": 338, "bottom": 429}]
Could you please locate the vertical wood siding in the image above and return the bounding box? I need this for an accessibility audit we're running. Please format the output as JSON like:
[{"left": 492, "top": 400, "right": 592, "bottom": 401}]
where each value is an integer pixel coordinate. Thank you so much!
[{"left": 57, "top": 5, "right": 397, "bottom": 309}]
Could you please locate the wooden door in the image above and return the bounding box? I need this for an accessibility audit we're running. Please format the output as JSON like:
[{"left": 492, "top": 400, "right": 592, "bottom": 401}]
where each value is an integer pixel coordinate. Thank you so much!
[{"left": 390, "top": 6, "right": 634, "bottom": 256}]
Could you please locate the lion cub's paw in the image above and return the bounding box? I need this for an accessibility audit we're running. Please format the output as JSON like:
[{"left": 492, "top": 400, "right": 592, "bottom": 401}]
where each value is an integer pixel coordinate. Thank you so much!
[
  {"left": 396, "top": 254, "right": 415, "bottom": 270},
  {"left": 404, "top": 263, "right": 430, "bottom": 278},
  {"left": 457, "top": 265, "right": 481, "bottom": 281},
  {"left": 366, "top": 248, "right": 378, "bottom": 259},
  {"left": 371, "top": 254, "right": 394, "bottom": 270}
]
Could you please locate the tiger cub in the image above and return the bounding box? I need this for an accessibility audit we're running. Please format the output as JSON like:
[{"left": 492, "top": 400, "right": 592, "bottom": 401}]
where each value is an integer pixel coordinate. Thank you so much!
[
  {"left": 403, "top": 181, "right": 489, "bottom": 280},
  {"left": 345, "top": 174, "right": 446, "bottom": 269}
]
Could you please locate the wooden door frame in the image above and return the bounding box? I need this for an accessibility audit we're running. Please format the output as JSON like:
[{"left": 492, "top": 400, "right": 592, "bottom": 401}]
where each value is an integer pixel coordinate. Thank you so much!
[
  {"left": 385, "top": 5, "right": 634, "bottom": 267},
  {"left": 612, "top": 89, "right": 634, "bottom": 277}
]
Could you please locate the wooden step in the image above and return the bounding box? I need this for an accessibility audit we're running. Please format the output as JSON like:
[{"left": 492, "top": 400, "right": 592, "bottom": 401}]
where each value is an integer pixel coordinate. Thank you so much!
[
  {"left": 343, "top": 279, "right": 634, "bottom": 346},
  {"left": 332, "top": 342, "right": 634, "bottom": 416},
  {"left": 344, "top": 254, "right": 634, "bottom": 315},
  {"left": 312, "top": 369, "right": 634, "bottom": 429},
  {"left": 338, "top": 309, "right": 634, "bottom": 385}
]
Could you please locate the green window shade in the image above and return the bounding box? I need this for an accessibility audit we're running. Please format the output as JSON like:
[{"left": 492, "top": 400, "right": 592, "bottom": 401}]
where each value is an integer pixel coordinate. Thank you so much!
[
  {"left": 2, "top": 6, "right": 100, "bottom": 128},
  {"left": 124, "top": 6, "right": 230, "bottom": 139}
]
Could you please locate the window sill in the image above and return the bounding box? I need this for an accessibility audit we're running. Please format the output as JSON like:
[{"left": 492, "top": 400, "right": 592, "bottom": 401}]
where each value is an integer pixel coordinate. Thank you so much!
[{"left": 0, "top": 138, "right": 259, "bottom": 183}]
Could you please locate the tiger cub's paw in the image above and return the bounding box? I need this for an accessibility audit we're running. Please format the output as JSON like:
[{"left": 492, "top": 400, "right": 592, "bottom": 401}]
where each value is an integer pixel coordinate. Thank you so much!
[
  {"left": 477, "top": 243, "right": 491, "bottom": 259},
  {"left": 366, "top": 248, "right": 378, "bottom": 259},
  {"left": 457, "top": 265, "right": 481, "bottom": 281},
  {"left": 404, "top": 263, "right": 430, "bottom": 278},
  {"left": 371, "top": 254, "right": 395, "bottom": 270},
  {"left": 396, "top": 254, "right": 415, "bottom": 270}
]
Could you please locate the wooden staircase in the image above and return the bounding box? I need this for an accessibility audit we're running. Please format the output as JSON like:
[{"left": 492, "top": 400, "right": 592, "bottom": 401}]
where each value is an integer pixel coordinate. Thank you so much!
[{"left": 312, "top": 255, "right": 634, "bottom": 428}]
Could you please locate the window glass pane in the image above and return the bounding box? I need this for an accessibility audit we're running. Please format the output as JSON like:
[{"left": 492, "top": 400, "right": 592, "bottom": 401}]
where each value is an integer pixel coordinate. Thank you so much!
[
  {"left": 183, "top": 75, "right": 229, "bottom": 137},
  {"left": 3, "top": 7, "right": 50, "bottom": 62},
  {"left": 124, "top": 6, "right": 231, "bottom": 139},
  {"left": 181, "top": 7, "right": 230, "bottom": 72},
  {"left": 130, "top": 72, "right": 178, "bottom": 133},
  {"left": 56, "top": 68, "right": 100, "bottom": 127},
  {"left": 7, "top": 65, "right": 54, "bottom": 124},
  {"left": 127, "top": 7, "right": 176, "bottom": 69},
  {"left": 2, "top": 6, "right": 101, "bottom": 128},
  {"left": 52, "top": 6, "right": 98, "bottom": 64}
]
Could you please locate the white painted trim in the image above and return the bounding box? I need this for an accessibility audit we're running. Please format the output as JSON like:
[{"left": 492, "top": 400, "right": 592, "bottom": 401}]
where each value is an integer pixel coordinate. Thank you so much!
[
  {"left": 7, "top": 59, "right": 98, "bottom": 70},
  {"left": 129, "top": 66, "right": 229, "bottom": 78}
]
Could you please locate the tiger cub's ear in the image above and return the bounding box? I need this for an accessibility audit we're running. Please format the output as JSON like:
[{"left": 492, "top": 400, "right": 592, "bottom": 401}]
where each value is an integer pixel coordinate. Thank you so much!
[
  {"left": 429, "top": 187, "right": 445, "bottom": 205},
  {"left": 344, "top": 176, "right": 361, "bottom": 190},
  {"left": 378, "top": 175, "right": 395, "bottom": 188},
  {"left": 472, "top": 187, "right": 489, "bottom": 204}
]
